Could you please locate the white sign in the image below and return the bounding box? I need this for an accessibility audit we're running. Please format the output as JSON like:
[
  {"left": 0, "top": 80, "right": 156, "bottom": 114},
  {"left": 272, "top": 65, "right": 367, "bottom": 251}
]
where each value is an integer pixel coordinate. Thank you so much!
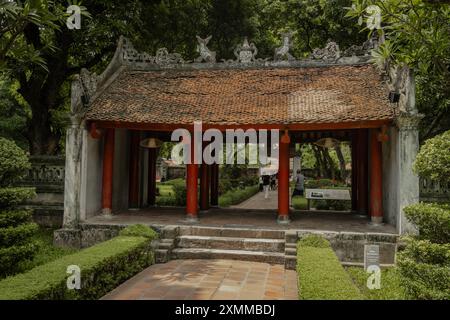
[
  {"left": 364, "top": 244, "right": 380, "bottom": 270},
  {"left": 305, "top": 188, "right": 351, "bottom": 200}
]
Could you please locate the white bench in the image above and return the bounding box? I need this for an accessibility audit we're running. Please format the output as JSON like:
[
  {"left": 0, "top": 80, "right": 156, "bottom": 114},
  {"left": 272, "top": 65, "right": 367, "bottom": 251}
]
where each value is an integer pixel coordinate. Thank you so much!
[{"left": 305, "top": 188, "right": 351, "bottom": 210}]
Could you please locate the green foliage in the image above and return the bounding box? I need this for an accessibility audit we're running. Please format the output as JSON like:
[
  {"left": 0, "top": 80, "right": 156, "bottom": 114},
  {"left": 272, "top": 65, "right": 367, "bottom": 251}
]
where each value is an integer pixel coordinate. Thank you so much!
[
  {"left": 413, "top": 130, "right": 450, "bottom": 184},
  {"left": 292, "top": 196, "right": 308, "bottom": 210},
  {"left": 397, "top": 246, "right": 450, "bottom": 300},
  {"left": 398, "top": 199, "right": 450, "bottom": 299},
  {"left": 119, "top": 224, "right": 159, "bottom": 240},
  {"left": 404, "top": 203, "right": 450, "bottom": 244},
  {"left": 172, "top": 180, "right": 187, "bottom": 206},
  {"left": 297, "top": 235, "right": 364, "bottom": 300},
  {"left": 0, "top": 187, "right": 36, "bottom": 208},
  {"left": 0, "top": 235, "right": 155, "bottom": 300},
  {"left": 0, "top": 138, "right": 38, "bottom": 277},
  {"left": 347, "top": 1, "right": 450, "bottom": 139},
  {"left": 0, "top": 137, "right": 31, "bottom": 186},
  {"left": 346, "top": 267, "right": 408, "bottom": 300},
  {"left": 218, "top": 185, "right": 259, "bottom": 207},
  {"left": 298, "top": 234, "right": 331, "bottom": 248}
]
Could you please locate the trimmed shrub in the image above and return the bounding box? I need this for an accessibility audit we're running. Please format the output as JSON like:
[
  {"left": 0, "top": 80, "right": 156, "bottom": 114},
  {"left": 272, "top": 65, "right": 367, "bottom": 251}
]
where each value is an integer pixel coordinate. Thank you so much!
[
  {"left": 119, "top": 224, "right": 159, "bottom": 239},
  {"left": 297, "top": 235, "right": 363, "bottom": 300},
  {"left": 403, "top": 203, "right": 450, "bottom": 244},
  {"left": 0, "top": 138, "right": 38, "bottom": 278},
  {"left": 0, "top": 138, "right": 31, "bottom": 186},
  {"left": 397, "top": 237, "right": 450, "bottom": 300},
  {"left": 172, "top": 180, "right": 187, "bottom": 206},
  {"left": 0, "top": 234, "right": 157, "bottom": 300},
  {"left": 413, "top": 130, "right": 450, "bottom": 184},
  {"left": 218, "top": 185, "right": 259, "bottom": 207}
]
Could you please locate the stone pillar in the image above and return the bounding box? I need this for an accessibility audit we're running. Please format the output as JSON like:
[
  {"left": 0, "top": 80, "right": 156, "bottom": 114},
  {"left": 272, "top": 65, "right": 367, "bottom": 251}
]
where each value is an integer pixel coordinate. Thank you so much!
[
  {"left": 62, "top": 117, "right": 84, "bottom": 228},
  {"left": 101, "top": 128, "right": 115, "bottom": 215},
  {"left": 147, "top": 148, "right": 158, "bottom": 206},
  {"left": 396, "top": 113, "right": 423, "bottom": 234},
  {"left": 128, "top": 131, "right": 140, "bottom": 209},
  {"left": 210, "top": 164, "right": 219, "bottom": 207},
  {"left": 369, "top": 128, "right": 383, "bottom": 224},
  {"left": 277, "top": 131, "right": 290, "bottom": 224}
]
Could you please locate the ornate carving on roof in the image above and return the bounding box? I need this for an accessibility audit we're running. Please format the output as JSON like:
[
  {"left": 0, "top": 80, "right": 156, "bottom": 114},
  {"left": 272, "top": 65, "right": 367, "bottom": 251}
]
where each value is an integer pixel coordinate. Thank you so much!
[
  {"left": 70, "top": 68, "right": 100, "bottom": 124},
  {"left": 195, "top": 35, "right": 216, "bottom": 63},
  {"left": 311, "top": 41, "right": 341, "bottom": 62},
  {"left": 343, "top": 35, "right": 379, "bottom": 57},
  {"left": 121, "top": 37, "right": 185, "bottom": 65},
  {"left": 274, "top": 31, "right": 296, "bottom": 61}
]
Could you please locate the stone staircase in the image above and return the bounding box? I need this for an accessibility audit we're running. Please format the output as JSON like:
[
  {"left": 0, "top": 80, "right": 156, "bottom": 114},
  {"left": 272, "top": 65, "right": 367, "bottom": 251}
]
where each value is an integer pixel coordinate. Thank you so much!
[{"left": 154, "top": 226, "right": 296, "bottom": 268}]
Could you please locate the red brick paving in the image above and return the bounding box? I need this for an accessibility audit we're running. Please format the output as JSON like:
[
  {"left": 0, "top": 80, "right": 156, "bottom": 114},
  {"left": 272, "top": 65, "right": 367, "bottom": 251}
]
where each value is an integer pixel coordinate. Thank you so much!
[{"left": 102, "top": 259, "right": 298, "bottom": 300}]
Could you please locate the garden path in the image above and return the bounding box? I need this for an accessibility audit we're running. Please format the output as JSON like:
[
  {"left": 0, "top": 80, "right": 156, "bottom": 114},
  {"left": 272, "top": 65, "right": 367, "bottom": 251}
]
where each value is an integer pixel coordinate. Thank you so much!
[{"left": 102, "top": 259, "right": 298, "bottom": 300}]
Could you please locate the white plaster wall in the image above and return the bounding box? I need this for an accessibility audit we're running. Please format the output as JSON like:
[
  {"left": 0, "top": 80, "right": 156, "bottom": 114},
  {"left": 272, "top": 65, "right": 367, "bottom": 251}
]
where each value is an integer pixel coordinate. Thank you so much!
[
  {"left": 398, "top": 127, "right": 420, "bottom": 234},
  {"left": 382, "top": 126, "right": 400, "bottom": 228},
  {"left": 80, "top": 129, "right": 103, "bottom": 220},
  {"left": 112, "top": 129, "right": 130, "bottom": 211}
]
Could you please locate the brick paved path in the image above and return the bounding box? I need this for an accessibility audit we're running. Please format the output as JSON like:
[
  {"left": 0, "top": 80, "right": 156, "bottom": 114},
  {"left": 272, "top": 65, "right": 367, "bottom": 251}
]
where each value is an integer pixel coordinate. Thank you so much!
[{"left": 102, "top": 259, "right": 298, "bottom": 300}]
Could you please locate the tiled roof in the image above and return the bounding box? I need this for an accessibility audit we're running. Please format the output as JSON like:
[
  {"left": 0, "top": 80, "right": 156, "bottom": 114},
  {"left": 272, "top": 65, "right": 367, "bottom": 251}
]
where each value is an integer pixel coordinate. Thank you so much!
[{"left": 86, "top": 64, "right": 395, "bottom": 125}]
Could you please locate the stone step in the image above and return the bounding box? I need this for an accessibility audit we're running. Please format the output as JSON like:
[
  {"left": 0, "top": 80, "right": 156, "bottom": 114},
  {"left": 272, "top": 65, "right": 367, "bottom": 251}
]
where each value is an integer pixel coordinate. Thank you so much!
[
  {"left": 284, "top": 256, "right": 297, "bottom": 270},
  {"left": 179, "top": 226, "right": 285, "bottom": 239},
  {"left": 155, "top": 249, "right": 169, "bottom": 263},
  {"left": 284, "top": 248, "right": 297, "bottom": 256},
  {"left": 172, "top": 248, "right": 285, "bottom": 265},
  {"left": 177, "top": 235, "right": 285, "bottom": 252},
  {"left": 285, "top": 242, "right": 297, "bottom": 249}
]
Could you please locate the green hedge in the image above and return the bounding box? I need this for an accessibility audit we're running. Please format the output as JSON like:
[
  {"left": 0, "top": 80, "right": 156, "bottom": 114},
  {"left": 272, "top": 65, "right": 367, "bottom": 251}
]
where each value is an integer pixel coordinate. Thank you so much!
[
  {"left": 0, "top": 187, "right": 36, "bottom": 209},
  {"left": 219, "top": 185, "right": 259, "bottom": 207},
  {"left": 403, "top": 203, "right": 450, "bottom": 244},
  {"left": 297, "top": 235, "right": 363, "bottom": 300},
  {"left": 397, "top": 237, "right": 450, "bottom": 300},
  {"left": 0, "top": 226, "right": 158, "bottom": 300}
]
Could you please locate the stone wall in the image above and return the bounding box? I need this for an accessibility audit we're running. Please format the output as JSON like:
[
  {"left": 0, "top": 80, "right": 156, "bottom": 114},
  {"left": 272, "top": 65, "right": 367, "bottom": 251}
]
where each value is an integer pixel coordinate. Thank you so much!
[
  {"left": 17, "top": 156, "right": 65, "bottom": 227},
  {"left": 420, "top": 178, "right": 450, "bottom": 203}
]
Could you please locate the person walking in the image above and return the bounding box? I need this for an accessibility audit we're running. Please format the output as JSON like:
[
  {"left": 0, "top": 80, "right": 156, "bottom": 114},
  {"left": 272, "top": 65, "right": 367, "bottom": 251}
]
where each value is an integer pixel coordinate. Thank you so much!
[
  {"left": 262, "top": 175, "right": 271, "bottom": 199},
  {"left": 292, "top": 169, "right": 305, "bottom": 198}
]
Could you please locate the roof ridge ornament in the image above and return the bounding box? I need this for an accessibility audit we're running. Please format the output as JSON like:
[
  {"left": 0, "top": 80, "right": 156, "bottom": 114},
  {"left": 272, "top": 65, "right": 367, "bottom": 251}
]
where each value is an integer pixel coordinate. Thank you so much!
[
  {"left": 274, "top": 31, "right": 296, "bottom": 61},
  {"left": 343, "top": 33, "right": 380, "bottom": 57},
  {"left": 234, "top": 37, "right": 258, "bottom": 63},
  {"left": 195, "top": 35, "right": 216, "bottom": 63},
  {"left": 121, "top": 37, "right": 185, "bottom": 66},
  {"left": 311, "top": 41, "right": 341, "bottom": 62}
]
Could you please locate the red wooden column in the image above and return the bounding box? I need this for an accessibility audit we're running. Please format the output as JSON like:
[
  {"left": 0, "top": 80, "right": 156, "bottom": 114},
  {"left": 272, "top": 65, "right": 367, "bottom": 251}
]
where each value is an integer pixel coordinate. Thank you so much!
[
  {"left": 200, "top": 163, "right": 210, "bottom": 211},
  {"left": 148, "top": 148, "right": 158, "bottom": 206},
  {"left": 210, "top": 163, "right": 219, "bottom": 207},
  {"left": 277, "top": 130, "right": 290, "bottom": 223},
  {"left": 356, "top": 129, "right": 368, "bottom": 215},
  {"left": 369, "top": 128, "right": 383, "bottom": 224},
  {"left": 128, "top": 131, "right": 140, "bottom": 209},
  {"left": 101, "top": 128, "right": 115, "bottom": 215},
  {"left": 351, "top": 131, "right": 358, "bottom": 211},
  {"left": 186, "top": 135, "right": 198, "bottom": 220}
]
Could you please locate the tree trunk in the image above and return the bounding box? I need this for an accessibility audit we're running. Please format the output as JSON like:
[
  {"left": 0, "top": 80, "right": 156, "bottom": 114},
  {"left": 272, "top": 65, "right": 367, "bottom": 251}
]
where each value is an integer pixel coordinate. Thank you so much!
[{"left": 334, "top": 144, "right": 347, "bottom": 182}]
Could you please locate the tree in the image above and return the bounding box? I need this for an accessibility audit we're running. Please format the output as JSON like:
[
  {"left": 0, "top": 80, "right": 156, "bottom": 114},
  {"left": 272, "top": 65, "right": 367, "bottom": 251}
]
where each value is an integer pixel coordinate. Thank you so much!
[
  {"left": 2, "top": 1, "right": 142, "bottom": 154},
  {"left": 413, "top": 129, "right": 450, "bottom": 184},
  {"left": 347, "top": 0, "right": 450, "bottom": 139},
  {"left": 0, "top": 137, "right": 38, "bottom": 278}
]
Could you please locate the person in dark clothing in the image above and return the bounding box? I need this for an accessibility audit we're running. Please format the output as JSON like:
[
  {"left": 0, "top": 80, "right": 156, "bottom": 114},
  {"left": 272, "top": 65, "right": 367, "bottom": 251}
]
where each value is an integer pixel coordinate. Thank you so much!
[{"left": 292, "top": 169, "right": 305, "bottom": 198}]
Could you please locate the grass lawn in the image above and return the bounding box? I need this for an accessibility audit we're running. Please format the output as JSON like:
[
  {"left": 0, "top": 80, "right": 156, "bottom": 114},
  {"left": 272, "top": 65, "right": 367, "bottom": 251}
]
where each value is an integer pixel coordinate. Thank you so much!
[
  {"left": 346, "top": 266, "right": 408, "bottom": 300},
  {"left": 17, "top": 227, "right": 77, "bottom": 274},
  {"left": 157, "top": 184, "right": 174, "bottom": 197}
]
